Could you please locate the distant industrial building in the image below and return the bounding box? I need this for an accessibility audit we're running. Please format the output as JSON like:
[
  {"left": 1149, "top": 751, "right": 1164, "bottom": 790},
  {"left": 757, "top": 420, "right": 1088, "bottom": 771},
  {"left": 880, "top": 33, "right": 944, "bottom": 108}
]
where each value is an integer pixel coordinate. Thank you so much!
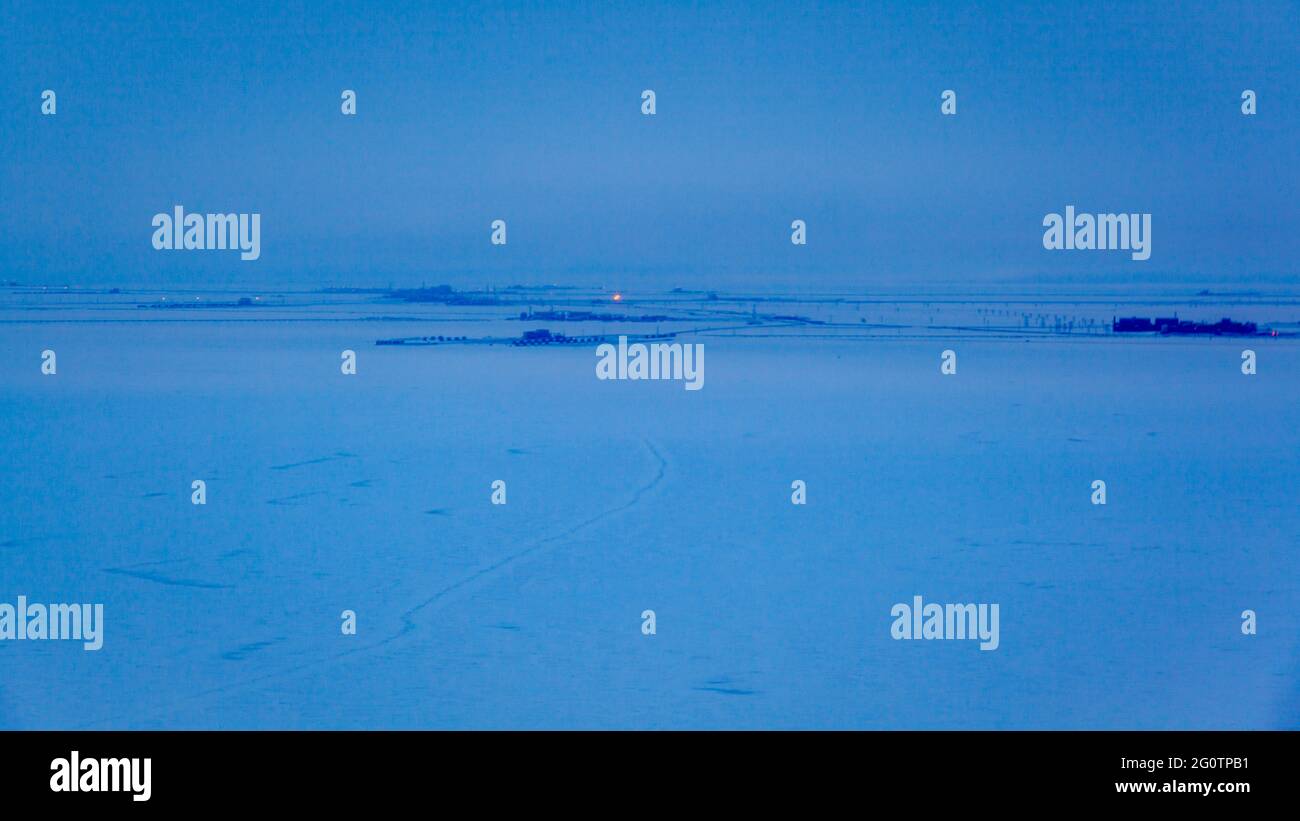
[{"left": 1113, "top": 316, "right": 1259, "bottom": 336}]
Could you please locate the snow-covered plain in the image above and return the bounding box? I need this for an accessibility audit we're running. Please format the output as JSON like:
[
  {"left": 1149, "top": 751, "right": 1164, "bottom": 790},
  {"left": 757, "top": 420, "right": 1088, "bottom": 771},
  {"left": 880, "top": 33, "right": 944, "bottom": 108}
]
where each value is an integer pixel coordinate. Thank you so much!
[{"left": 1, "top": 287, "right": 1297, "bottom": 728}]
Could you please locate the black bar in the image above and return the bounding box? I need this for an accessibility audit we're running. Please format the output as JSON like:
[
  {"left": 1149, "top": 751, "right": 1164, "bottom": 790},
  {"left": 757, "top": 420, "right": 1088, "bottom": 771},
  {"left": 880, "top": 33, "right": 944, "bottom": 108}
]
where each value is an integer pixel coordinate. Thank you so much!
[{"left": 3, "top": 730, "right": 1284, "bottom": 808}]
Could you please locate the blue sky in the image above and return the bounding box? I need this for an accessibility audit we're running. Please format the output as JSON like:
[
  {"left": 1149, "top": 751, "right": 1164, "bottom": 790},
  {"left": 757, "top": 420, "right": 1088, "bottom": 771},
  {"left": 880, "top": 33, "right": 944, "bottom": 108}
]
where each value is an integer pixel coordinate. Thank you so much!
[{"left": 1, "top": 0, "right": 1297, "bottom": 289}]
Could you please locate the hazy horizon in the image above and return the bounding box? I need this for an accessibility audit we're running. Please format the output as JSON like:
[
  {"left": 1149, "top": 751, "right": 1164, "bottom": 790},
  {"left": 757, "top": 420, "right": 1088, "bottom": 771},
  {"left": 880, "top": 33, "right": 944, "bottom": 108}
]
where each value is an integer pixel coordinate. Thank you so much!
[{"left": 3, "top": 0, "right": 1298, "bottom": 290}]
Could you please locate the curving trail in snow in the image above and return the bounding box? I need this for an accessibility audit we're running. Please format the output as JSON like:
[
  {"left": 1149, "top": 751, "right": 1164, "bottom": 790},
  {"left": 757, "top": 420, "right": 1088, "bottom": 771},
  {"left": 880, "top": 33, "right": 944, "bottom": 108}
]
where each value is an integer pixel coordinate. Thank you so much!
[
  {"left": 386, "top": 438, "right": 666, "bottom": 642},
  {"left": 84, "top": 438, "right": 668, "bottom": 728}
]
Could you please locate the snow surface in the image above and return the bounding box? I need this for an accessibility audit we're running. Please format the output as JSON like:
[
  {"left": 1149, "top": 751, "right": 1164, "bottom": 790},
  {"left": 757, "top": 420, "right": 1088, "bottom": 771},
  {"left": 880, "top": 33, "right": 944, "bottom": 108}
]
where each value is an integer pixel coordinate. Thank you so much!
[{"left": 1, "top": 288, "right": 1297, "bottom": 728}]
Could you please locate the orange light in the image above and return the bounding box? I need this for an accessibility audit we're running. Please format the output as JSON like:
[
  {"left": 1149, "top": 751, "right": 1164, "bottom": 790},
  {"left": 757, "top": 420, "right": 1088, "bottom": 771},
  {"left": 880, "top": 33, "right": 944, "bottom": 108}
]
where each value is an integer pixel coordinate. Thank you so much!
[{"left": 612, "top": 293, "right": 622, "bottom": 302}]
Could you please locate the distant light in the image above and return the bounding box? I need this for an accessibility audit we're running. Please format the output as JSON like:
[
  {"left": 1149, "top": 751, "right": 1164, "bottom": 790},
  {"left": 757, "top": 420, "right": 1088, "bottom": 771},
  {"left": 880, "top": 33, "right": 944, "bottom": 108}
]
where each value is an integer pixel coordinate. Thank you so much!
[{"left": 612, "top": 293, "right": 622, "bottom": 302}]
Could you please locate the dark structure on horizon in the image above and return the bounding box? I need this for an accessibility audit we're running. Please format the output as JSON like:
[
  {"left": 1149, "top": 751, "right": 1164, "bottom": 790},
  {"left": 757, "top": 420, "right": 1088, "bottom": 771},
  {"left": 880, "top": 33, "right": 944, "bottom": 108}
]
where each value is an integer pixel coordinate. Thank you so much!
[
  {"left": 376, "top": 328, "right": 610, "bottom": 347},
  {"left": 514, "top": 328, "right": 604, "bottom": 346},
  {"left": 1112, "top": 316, "right": 1260, "bottom": 336},
  {"left": 518, "top": 309, "right": 670, "bottom": 323}
]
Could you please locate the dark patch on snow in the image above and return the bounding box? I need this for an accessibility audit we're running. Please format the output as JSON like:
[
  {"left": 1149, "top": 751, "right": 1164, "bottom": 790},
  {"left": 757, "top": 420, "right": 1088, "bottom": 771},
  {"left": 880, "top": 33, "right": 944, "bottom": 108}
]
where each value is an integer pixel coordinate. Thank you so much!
[
  {"left": 0, "top": 536, "right": 57, "bottom": 548},
  {"left": 267, "top": 490, "right": 329, "bottom": 506},
  {"left": 221, "top": 639, "right": 282, "bottom": 661},
  {"left": 270, "top": 452, "right": 357, "bottom": 471},
  {"left": 695, "top": 676, "right": 756, "bottom": 696},
  {"left": 104, "top": 567, "right": 231, "bottom": 589},
  {"left": 694, "top": 686, "right": 757, "bottom": 696}
]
